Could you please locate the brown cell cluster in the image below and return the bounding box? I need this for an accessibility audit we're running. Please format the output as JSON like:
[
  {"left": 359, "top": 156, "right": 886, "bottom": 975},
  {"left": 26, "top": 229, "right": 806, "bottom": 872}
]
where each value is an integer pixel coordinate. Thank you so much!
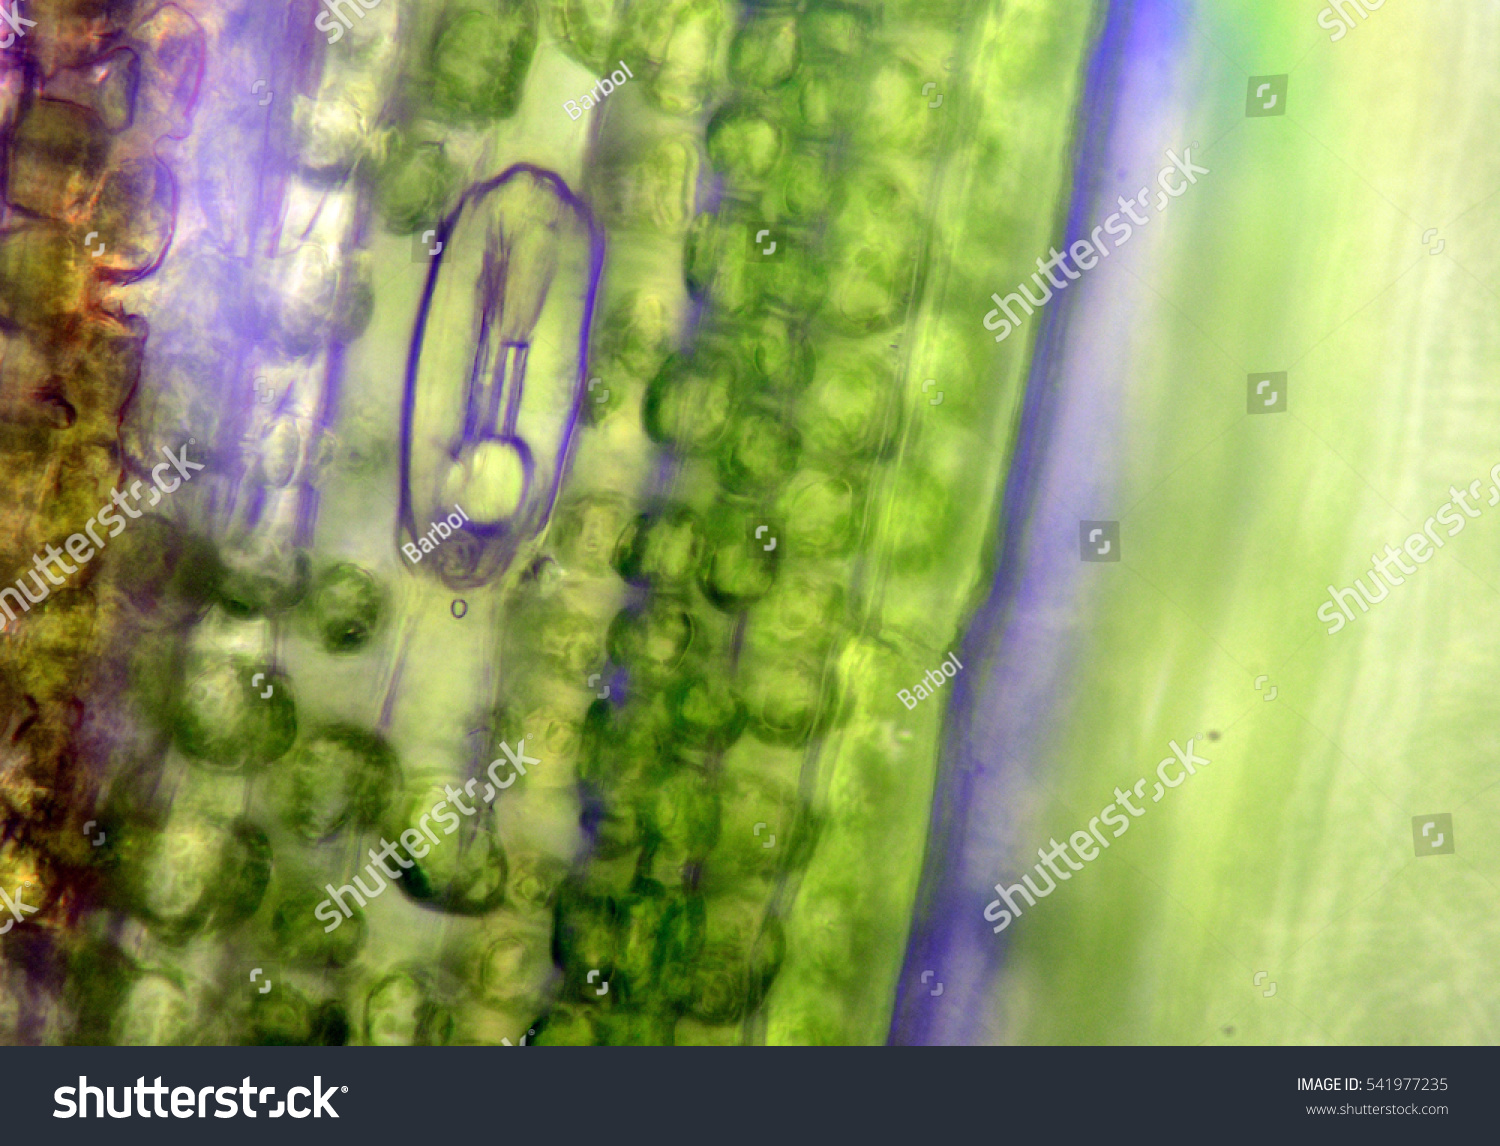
[{"left": 0, "top": 1, "right": 204, "bottom": 1041}]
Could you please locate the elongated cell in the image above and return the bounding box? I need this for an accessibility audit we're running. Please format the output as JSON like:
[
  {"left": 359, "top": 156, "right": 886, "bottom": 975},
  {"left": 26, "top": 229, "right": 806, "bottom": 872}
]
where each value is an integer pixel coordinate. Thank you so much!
[
  {"left": 819, "top": 169, "right": 921, "bottom": 333},
  {"left": 553, "top": 880, "right": 617, "bottom": 1000},
  {"left": 290, "top": 0, "right": 398, "bottom": 177},
  {"left": 209, "top": 1, "right": 397, "bottom": 653},
  {"left": 589, "top": 290, "right": 678, "bottom": 387},
  {"left": 401, "top": 164, "right": 604, "bottom": 590},
  {"left": 678, "top": 897, "right": 785, "bottom": 1025},
  {"left": 613, "top": 879, "right": 705, "bottom": 1005},
  {"left": 256, "top": 240, "right": 371, "bottom": 359}
]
